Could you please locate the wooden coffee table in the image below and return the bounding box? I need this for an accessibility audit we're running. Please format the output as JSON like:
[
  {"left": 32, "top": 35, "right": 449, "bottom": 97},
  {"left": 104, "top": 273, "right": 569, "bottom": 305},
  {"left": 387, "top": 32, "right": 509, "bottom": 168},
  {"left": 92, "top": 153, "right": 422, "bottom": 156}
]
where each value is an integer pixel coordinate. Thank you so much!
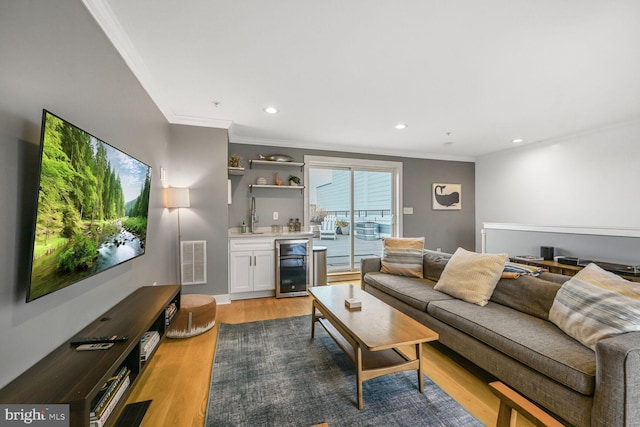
[{"left": 310, "top": 284, "right": 439, "bottom": 409}]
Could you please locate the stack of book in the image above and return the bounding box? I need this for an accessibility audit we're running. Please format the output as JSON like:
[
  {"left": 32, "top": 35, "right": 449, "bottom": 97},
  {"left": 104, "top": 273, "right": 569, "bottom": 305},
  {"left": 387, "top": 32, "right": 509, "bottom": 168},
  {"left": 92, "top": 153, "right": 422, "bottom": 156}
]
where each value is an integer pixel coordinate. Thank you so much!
[
  {"left": 165, "top": 302, "right": 177, "bottom": 325},
  {"left": 140, "top": 330, "right": 160, "bottom": 362},
  {"left": 90, "top": 366, "right": 130, "bottom": 427}
]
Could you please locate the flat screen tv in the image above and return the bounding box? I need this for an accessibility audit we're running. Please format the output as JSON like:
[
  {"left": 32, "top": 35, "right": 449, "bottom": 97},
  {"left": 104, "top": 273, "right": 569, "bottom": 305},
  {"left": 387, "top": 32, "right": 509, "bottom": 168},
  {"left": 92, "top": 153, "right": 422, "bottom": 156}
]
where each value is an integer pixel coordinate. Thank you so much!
[{"left": 26, "top": 110, "right": 152, "bottom": 302}]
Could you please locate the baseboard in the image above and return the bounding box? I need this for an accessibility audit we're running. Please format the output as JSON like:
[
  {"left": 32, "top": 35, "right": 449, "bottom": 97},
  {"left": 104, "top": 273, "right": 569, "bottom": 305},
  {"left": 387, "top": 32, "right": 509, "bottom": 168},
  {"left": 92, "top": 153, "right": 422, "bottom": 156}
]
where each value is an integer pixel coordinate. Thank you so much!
[
  {"left": 212, "top": 293, "right": 231, "bottom": 304},
  {"left": 328, "top": 272, "right": 360, "bottom": 283}
]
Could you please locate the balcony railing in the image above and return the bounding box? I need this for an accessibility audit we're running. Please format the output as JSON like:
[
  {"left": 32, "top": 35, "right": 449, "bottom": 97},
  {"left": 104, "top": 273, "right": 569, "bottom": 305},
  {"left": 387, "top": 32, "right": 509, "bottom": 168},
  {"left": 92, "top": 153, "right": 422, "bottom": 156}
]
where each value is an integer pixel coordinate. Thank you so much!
[{"left": 324, "top": 209, "right": 391, "bottom": 217}]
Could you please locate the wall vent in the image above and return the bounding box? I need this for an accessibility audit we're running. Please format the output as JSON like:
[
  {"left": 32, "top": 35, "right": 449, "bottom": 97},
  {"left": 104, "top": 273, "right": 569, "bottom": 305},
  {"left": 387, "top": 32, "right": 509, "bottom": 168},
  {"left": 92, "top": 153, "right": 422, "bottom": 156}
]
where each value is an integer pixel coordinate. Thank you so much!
[{"left": 180, "top": 240, "right": 207, "bottom": 285}]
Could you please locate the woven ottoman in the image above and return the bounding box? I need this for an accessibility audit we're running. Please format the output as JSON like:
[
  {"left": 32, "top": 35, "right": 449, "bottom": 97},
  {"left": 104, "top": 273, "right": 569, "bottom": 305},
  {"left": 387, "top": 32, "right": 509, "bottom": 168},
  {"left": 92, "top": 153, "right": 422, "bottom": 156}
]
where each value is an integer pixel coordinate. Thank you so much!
[{"left": 166, "top": 294, "right": 216, "bottom": 338}]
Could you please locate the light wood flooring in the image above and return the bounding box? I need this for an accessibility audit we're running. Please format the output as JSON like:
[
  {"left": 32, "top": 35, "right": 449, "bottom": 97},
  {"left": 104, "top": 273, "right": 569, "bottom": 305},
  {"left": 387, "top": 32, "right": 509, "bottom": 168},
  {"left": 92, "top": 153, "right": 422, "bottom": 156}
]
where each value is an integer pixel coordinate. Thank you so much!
[{"left": 125, "top": 283, "right": 537, "bottom": 427}]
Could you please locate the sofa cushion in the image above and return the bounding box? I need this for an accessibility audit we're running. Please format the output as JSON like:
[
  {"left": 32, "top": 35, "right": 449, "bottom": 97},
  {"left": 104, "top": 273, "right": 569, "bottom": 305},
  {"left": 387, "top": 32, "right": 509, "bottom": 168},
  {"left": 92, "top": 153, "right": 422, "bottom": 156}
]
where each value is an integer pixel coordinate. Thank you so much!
[
  {"left": 428, "top": 299, "right": 596, "bottom": 395},
  {"left": 363, "top": 272, "right": 452, "bottom": 312},
  {"left": 549, "top": 263, "right": 640, "bottom": 350},
  {"left": 380, "top": 237, "right": 425, "bottom": 278},
  {"left": 434, "top": 248, "right": 508, "bottom": 306},
  {"left": 490, "top": 275, "right": 562, "bottom": 320}
]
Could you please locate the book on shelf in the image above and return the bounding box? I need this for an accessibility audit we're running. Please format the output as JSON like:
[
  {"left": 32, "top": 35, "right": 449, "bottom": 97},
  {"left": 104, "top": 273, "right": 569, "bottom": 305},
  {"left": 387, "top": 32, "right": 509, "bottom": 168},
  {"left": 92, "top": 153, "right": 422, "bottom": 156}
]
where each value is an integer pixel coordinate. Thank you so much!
[
  {"left": 165, "top": 302, "right": 177, "bottom": 325},
  {"left": 140, "top": 330, "right": 160, "bottom": 361},
  {"left": 513, "top": 255, "right": 544, "bottom": 262},
  {"left": 90, "top": 373, "right": 130, "bottom": 427},
  {"left": 91, "top": 366, "right": 129, "bottom": 418}
]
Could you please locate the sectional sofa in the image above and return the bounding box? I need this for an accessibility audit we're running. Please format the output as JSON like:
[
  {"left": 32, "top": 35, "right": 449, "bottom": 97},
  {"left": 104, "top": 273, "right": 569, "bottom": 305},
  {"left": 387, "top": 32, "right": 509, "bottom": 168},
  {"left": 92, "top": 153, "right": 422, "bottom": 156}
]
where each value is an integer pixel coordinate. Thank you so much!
[{"left": 361, "top": 249, "right": 640, "bottom": 427}]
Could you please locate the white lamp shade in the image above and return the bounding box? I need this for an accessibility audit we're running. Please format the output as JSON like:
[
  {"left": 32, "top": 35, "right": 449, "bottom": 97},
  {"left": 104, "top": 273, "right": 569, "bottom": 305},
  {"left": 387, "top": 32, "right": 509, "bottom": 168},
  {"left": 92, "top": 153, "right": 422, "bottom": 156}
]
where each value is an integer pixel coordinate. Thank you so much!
[{"left": 164, "top": 187, "right": 190, "bottom": 208}]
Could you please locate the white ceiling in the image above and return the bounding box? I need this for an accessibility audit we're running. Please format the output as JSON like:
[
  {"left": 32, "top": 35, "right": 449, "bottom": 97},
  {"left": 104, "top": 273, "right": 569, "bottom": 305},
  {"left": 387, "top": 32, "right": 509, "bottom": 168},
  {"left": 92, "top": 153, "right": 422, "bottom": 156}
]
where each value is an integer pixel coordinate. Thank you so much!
[{"left": 84, "top": 0, "right": 640, "bottom": 161}]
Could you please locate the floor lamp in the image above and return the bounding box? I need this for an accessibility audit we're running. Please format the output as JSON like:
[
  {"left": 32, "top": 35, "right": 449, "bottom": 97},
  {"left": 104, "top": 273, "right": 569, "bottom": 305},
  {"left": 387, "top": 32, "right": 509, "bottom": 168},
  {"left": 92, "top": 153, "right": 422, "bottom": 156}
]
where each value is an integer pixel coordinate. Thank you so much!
[{"left": 164, "top": 187, "right": 191, "bottom": 284}]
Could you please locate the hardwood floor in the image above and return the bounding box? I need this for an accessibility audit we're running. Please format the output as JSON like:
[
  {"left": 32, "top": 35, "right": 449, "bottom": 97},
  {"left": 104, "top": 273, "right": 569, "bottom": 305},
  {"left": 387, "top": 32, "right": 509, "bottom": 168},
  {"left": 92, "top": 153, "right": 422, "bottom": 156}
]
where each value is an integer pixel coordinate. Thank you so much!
[{"left": 125, "top": 284, "right": 536, "bottom": 427}]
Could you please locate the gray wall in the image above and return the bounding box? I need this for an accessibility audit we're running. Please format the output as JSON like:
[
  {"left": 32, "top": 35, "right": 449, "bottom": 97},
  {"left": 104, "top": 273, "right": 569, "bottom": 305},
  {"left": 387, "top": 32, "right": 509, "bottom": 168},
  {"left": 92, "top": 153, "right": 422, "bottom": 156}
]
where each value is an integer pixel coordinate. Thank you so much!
[
  {"left": 229, "top": 144, "right": 475, "bottom": 253},
  {"left": 0, "top": 0, "right": 176, "bottom": 387},
  {"left": 169, "top": 125, "right": 229, "bottom": 297},
  {"left": 476, "top": 121, "right": 640, "bottom": 256}
]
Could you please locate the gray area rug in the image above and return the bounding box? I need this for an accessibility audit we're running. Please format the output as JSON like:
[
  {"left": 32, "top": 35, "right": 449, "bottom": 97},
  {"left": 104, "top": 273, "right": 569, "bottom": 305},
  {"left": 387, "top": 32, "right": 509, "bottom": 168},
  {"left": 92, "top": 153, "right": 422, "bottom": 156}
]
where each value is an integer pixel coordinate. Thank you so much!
[{"left": 206, "top": 315, "right": 482, "bottom": 426}]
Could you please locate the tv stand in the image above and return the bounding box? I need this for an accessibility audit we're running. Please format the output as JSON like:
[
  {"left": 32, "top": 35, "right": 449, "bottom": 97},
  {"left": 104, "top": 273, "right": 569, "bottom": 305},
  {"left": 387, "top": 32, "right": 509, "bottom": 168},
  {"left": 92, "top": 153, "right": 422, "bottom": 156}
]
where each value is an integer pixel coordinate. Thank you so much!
[{"left": 0, "top": 284, "right": 180, "bottom": 427}]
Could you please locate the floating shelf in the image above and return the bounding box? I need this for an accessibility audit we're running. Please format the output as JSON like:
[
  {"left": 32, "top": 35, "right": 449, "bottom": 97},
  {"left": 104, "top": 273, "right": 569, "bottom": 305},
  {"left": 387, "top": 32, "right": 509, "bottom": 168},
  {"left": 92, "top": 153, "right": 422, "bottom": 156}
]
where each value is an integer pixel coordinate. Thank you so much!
[
  {"left": 228, "top": 167, "right": 245, "bottom": 176},
  {"left": 249, "top": 184, "right": 305, "bottom": 193},
  {"left": 249, "top": 159, "right": 304, "bottom": 171}
]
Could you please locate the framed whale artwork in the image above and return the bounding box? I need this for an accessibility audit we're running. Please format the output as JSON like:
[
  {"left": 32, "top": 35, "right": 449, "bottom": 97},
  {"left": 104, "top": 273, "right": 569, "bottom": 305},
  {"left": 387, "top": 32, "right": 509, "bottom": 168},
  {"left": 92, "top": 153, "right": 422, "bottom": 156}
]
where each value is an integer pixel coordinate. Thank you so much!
[{"left": 432, "top": 183, "right": 462, "bottom": 210}]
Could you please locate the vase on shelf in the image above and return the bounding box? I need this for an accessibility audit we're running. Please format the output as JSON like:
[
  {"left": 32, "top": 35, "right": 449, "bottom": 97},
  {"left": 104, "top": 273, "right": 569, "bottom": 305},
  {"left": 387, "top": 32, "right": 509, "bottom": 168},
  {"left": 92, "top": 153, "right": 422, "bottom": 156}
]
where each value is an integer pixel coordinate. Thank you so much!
[{"left": 288, "top": 175, "right": 301, "bottom": 186}]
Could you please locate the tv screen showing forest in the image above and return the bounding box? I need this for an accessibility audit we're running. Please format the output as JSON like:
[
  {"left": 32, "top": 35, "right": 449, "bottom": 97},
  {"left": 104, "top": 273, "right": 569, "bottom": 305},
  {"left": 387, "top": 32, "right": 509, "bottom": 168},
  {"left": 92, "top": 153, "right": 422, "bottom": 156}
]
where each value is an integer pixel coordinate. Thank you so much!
[{"left": 27, "top": 110, "right": 152, "bottom": 302}]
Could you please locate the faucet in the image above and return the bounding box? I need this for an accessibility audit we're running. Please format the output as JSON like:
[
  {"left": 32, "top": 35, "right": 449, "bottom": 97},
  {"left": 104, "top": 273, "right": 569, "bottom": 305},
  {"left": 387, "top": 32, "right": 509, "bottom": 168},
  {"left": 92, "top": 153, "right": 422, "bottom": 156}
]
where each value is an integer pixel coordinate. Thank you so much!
[{"left": 250, "top": 196, "right": 259, "bottom": 233}]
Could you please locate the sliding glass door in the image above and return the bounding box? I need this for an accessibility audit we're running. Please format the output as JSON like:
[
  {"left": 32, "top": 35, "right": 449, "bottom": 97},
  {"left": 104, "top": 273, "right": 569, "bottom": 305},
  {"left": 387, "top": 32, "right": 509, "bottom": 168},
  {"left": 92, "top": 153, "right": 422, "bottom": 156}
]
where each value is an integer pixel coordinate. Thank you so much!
[
  {"left": 305, "top": 156, "right": 402, "bottom": 274},
  {"left": 353, "top": 169, "right": 393, "bottom": 270}
]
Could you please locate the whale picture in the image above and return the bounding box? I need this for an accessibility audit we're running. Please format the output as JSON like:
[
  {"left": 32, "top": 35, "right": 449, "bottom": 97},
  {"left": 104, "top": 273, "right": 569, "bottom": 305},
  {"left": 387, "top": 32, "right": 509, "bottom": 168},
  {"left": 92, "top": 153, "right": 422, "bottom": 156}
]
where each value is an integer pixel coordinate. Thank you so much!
[{"left": 432, "top": 183, "right": 462, "bottom": 210}]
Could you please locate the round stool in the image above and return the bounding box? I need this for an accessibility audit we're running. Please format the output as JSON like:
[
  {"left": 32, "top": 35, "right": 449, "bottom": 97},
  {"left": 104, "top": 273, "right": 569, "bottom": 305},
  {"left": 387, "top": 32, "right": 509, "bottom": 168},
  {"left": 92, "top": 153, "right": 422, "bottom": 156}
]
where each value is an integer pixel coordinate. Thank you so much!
[{"left": 166, "top": 294, "right": 217, "bottom": 338}]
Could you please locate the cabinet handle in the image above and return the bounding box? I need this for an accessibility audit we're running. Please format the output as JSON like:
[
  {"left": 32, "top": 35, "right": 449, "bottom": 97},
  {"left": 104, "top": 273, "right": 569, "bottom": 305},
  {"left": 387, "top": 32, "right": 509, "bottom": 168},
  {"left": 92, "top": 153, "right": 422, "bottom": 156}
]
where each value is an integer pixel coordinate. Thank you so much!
[
  {"left": 254, "top": 255, "right": 257, "bottom": 265},
  {"left": 249, "top": 256, "right": 252, "bottom": 266}
]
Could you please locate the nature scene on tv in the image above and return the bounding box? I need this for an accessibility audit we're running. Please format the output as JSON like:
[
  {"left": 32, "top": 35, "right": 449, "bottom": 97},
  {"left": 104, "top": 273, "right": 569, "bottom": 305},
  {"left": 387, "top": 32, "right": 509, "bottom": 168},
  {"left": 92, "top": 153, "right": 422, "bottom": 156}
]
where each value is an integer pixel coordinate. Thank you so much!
[{"left": 28, "top": 111, "right": 151, "bottom": 301}]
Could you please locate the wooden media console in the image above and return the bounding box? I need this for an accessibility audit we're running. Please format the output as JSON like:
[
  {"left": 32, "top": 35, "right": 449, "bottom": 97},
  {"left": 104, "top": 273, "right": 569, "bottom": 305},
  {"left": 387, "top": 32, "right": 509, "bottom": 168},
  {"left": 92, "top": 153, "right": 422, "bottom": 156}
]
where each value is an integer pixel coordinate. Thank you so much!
[{"left": 0, "top": 284, "right": 180, "bottom": 427}]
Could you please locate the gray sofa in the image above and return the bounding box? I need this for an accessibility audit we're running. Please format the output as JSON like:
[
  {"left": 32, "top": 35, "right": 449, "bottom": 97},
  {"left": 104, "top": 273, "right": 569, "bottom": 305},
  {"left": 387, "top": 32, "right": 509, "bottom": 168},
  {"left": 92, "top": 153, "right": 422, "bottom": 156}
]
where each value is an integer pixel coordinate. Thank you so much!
[{"left": 361, "top": 250, "right": 640, "bottom": 427}]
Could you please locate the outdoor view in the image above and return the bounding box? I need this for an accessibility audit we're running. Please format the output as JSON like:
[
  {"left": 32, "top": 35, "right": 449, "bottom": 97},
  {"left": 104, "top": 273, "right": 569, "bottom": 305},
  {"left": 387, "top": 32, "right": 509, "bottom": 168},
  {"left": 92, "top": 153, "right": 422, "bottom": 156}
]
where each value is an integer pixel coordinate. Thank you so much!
[
  {"left": 28, "top": 112, "right": 151, "bottom": 300},
  {"left": 308, "top": 168, "right": 393, "bottom": 273}
]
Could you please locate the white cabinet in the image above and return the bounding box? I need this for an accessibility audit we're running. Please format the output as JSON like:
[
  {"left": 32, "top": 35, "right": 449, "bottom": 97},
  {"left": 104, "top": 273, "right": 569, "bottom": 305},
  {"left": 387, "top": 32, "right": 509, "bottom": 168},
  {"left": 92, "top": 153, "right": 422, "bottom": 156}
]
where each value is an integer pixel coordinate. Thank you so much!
[
  {"left": 252, "top": 250, "right": 275, "bottom": 291},
  {"left": 229, "top": 238, "right": 275, "bottom": 297}
]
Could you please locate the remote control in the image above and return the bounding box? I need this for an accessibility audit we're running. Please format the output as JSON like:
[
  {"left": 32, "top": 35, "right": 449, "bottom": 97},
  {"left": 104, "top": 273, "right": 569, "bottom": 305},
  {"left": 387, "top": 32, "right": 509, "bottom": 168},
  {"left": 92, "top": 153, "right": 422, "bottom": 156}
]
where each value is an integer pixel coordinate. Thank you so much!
[
  {"left": 76, "top": 343, "right": 114, "bottom": 351},
  {"left": 70, "top": 335, "right": 128, "bottom": 346}
]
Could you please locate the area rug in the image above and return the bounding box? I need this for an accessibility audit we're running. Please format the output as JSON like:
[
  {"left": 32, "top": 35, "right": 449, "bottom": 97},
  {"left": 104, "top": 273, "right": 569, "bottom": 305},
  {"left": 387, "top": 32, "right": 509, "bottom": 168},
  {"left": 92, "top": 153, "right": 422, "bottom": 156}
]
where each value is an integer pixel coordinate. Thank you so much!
[{"left": 205, "top": 315, "right": 482, "bottom": 427}]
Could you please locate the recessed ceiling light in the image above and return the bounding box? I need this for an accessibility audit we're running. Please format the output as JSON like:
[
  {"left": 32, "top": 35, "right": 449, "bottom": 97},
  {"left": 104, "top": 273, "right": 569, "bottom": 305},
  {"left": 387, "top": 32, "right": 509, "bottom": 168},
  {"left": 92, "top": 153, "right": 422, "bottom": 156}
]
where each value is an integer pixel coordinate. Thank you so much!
[
  {"left": 264, "top": 106, "right": 279, "bottom": 114},
  {"left": 395, "top": 123, "right": 408, "bottom": 130},
  {"left": 512, "top": 138, "right": 524, "bottom": 144}
]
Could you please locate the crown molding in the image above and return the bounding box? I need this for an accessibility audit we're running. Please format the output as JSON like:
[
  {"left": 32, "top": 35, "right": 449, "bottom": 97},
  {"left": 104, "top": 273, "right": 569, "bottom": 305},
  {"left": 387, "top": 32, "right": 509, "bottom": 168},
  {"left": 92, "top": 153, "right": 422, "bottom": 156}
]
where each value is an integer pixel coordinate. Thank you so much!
[
  {"left": 170, "top": 114, "right": 233, "bottom": 129},
  {"left": 83, "top": 0, "right": 474, "bottom": 161},
  {"left": 83, "top": 1, "right": 235, "bottom": 129},
  {"left": 83, "top": 0, "right": 176, "bottom": 123},
  {"left": 228, "top": 133, "right": 476, "bottom": 162}
]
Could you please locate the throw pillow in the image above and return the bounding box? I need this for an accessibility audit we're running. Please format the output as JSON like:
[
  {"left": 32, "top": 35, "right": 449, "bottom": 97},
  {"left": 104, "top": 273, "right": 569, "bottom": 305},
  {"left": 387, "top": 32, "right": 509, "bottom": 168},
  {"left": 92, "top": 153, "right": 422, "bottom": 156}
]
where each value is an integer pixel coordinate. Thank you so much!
[
  {"left": 491, "top": 276, "right": 562, "bottom": 320},
  {"left": 380, "top": 237, "right": 425, "bottom": 278},
  {"left": 434, "top": 247, "right": 508, "bottom": 306},
  {"left": 549, "top": 263, "right": 640, "bottom": 350},
  {"left": 423, "top": 250, "right": 452, "bottom": 281}
]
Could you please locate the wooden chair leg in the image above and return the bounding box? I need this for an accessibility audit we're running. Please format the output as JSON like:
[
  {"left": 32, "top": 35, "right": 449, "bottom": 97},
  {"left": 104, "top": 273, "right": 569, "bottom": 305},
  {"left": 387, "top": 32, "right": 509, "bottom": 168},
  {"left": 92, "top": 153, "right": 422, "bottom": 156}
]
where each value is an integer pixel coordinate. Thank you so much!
[
  {"left": 489, "top": 381, "right": 565, "bottom": 427},
  {"left": 495, "top": 400, "right": 513, "bottom": 427}
]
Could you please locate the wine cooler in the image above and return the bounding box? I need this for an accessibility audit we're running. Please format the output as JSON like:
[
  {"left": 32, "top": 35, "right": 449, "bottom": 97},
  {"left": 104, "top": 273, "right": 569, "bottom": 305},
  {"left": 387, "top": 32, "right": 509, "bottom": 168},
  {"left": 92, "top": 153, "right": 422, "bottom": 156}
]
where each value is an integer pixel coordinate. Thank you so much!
[{"left": 275, "top": 239, "right": 310, "bottom": 298}]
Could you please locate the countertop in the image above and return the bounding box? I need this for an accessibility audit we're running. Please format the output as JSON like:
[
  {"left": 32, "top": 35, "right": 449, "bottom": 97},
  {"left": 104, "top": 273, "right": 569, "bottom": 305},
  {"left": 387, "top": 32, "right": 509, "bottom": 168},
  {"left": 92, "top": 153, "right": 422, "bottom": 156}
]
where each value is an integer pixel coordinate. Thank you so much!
[{"left": 228, "top": 228, "right": 313, "bottom": 238}]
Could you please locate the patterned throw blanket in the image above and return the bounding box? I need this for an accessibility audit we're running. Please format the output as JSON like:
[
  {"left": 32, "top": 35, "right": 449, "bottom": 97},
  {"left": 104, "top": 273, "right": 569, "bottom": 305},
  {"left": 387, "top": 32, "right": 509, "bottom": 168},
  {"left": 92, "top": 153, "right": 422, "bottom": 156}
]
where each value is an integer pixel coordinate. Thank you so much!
[{"left": 502, "top": 262, "right": 546, "bottom": 279}]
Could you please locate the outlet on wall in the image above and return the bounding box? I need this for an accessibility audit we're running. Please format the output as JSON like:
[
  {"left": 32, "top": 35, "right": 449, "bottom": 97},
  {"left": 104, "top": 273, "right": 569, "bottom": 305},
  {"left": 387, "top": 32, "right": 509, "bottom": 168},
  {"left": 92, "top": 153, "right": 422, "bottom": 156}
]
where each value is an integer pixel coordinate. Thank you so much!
[{"left": 273, "top": 211, "right": 279, "bottom": 220}]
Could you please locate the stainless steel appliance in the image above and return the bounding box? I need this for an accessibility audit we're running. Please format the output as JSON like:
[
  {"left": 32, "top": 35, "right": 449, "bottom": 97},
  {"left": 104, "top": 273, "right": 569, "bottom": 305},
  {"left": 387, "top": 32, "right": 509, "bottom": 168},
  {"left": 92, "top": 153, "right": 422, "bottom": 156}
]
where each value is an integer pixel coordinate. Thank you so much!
[{"left": 275, "top": 239, "right": 310, "bottom": 298}]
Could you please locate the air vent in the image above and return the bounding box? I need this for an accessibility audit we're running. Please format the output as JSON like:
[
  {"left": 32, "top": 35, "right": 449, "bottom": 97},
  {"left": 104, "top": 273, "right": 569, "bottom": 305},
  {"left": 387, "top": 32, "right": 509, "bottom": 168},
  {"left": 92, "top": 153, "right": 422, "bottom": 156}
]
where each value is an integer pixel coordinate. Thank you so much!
[{"left": 181, "top": 240, "right": 207, "bottom": 285}]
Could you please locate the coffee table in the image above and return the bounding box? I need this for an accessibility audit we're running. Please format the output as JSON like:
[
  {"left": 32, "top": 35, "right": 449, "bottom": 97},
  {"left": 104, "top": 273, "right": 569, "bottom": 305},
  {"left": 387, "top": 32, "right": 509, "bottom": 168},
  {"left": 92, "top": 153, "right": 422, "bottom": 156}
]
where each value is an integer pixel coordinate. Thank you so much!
[{"left": 310, "top": 284, "right": 439, "bottom": 409}]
